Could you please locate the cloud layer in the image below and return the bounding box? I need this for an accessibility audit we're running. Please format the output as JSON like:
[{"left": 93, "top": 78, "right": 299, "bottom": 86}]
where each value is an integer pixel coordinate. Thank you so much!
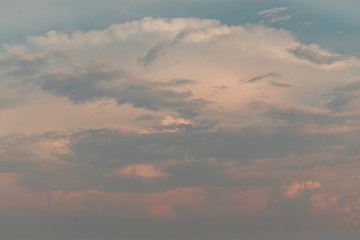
[{"left": 1, "top": 17, "right": 360, "bottom": 239}]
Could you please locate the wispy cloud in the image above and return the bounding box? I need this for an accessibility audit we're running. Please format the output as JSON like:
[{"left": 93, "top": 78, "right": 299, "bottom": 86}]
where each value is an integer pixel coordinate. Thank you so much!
[
  {"left": 247, "top": 72, "right": 281, "bottom": 83},
  {"left": 268, "top": 15, "right": 291, "bottom": 23},
  {"left": 257, "top": 7, "right": 291, "bottom": 24},
  {"left": 257, "top": 7, "right": 288, "bottom": 16}
]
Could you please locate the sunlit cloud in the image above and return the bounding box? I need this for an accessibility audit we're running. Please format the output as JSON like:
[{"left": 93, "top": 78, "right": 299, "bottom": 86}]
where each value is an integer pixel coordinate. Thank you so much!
[{"left": 0, "top": 11, "right": 359, "bottom": 239}]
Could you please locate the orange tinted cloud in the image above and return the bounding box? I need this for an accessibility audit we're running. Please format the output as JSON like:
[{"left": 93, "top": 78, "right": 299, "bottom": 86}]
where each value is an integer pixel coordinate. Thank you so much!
[
  {"left": 106, "top": 162, "right": 174, "bottom": 179},
  {"left": 284, "top": 180, "right": 322, "bottom": 198}
]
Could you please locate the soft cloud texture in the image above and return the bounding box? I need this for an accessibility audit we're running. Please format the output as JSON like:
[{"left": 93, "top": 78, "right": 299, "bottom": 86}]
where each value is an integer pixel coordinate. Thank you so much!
[
  {"left": 1, "top": 16, "right": 360, "bottom": 239},
  {"left": 257, "top": 7, "right": 288, "bottom": 16},
  {"left": 284, "top": 180, "right": 322, "bottom": 198}
]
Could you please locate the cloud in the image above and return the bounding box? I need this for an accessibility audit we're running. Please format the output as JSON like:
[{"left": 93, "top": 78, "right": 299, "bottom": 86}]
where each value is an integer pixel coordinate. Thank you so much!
[
  {"left": 269, "top": 81, "right": 292, "bottom": 88},
  {"left": 267, "top": 103, "right": 332, "bottom": 121},
  {"left": 268, "top": 15, "right": 291, "bottom": 23},
  {"left": 138, "top": 41, "right": 169, "bottom": 66},
  {"left": 37, "top": 63, "right": 208, "bottom": 118},
  {"left": 257, "top": 7, "right": 291, "bottom": 24},
  {"left": 326, "top": 80, "right": 360, "bottom": 111},
  {"left": 1, "top": 17, "right": 356, "bottom": 125},
  {"left": 284, "top": 180, "right": 322, "bottom": 198},
  {"left": 0, "top": 16, "right": 360, "bottom": 238},
  {"left": 106, "top": 162, "right": 173, "bottom": 179},
  {"left": 244, "top": 73, "right": 292, "bottom": 89},
  {"left": 257, "top": 7, "right": 288, "bottom": 16},
  {"left": 0, "top": 52, "right": 47, "bottom": 76},
  {"left": 247, "top": 72, "right": 281, "bottom": 83},
  {"left": 162, "top": 78, "right": 196, "bottom": 86},
  {"left": 289, "top": 44, "right": 350, "bottom": 65}
]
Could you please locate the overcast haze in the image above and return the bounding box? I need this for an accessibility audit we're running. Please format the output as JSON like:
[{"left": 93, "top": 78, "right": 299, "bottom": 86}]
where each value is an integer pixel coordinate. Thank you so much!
[{"left": 1, "top": 1, "right": 360, "bottom": 239}]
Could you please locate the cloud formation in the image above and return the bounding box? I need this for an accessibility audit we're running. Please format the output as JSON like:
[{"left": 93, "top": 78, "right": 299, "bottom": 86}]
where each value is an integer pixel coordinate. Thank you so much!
[
  {"left": 257, "top": 7, "right": 291, "bottom": 24},
  {"left": 284, "top": 180, "right": 322, "bottom": 198},
  {"left": 257, "top": 7, "right": 288, "bottom": 16},
  {"left": 0, "top": 17, "right": 360, "bottom": 239}
]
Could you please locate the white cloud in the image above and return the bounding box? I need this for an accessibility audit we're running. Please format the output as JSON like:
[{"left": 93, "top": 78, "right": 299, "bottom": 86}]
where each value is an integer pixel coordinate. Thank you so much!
[
  {"left": 269, "top": 15, "right": 292, "bottom": 23},
  {"left": 0, "top": 17, "right": 358, "bottom": 137},
  {"left": 257, "top": 7, "right": 288, "bottom": 16}
]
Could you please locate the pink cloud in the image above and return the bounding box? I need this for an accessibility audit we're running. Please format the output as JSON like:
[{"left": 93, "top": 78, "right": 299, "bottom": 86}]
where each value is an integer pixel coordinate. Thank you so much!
[
  {"left": 106, "top": 161, "right": 176, "bottom": 180},
  {"left": 284, "top": 180, "right": 322, "bottom": 198}
]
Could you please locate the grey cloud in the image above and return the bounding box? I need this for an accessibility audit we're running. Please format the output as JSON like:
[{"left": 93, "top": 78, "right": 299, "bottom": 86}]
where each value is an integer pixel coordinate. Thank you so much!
[
  {"left": 138, "top": 41, "right": 168, "bottom": 66},
  {"left": 333, "top": 80, "right": 360, "bottom": 93},
  {"left": 214, "top": 85, "right": 228, "bottom": 91},
  {"left": 164, "top": 78, "right": 196, "bottom": 86},
  {"left": 247, "top": 72, "right": 281, "bottom": 83},
  {"left": 2, "top": 125, "right": 340, "bottom": 193},
  {"left": 174, "top": 29, "right": 192, "bottom": 42},
  {"left": 243, "top": 73, "right": 291, "bottom": 88},
  {"left": 2, "top": 126, "right": 360, "bottom": 238},
  {"left": 264, "top": 102, "right": 360, "bottom": 136},
  {"left": 0, "top": 53, "right": 46, "bottom": 68},
  {"left": 326, "top": 94, "right": 356, "bottom": 111},
  {"left": 114, "top": 84, "right": 209, "bottom": 118},
  {"left": 40, "top": 68, "right": 120, "bottom": 103},
  {"left": 326, "top": 80, "right": 360, "bottom": 110},
  {"left": 0, "top": 42, "right": 205, "bottom": 117},
  {"left": 0, "top": 132, "right": 70, "bottom": 180},
  {"left": 2, "top": 55, "right": 208, "bottom": 117},
  {"left": 140, "top": 79, "right": 196, "bottom": 89},
  {"left": 269, "top": 81, "right": 292, "bottom": 88},
  {"left": 267, "top": 104, "right": 328, "bottom": 121},
  {"left": 137, "top": 27, "right": 198, "bottom": 67},
  {"left": 289, "top": 45, "right": 348, "bottom": 65},
  {"left": 134, "top": 114, "right": 159, "bottom": 121},
  {"left": 0, "top": 53, "right": 47, "bottom": 77}
]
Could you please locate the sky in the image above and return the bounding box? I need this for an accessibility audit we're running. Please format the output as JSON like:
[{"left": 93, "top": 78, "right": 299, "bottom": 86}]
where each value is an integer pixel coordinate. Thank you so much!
[{"left": 0, "top": 1, "right": 360, "bottom": 239}]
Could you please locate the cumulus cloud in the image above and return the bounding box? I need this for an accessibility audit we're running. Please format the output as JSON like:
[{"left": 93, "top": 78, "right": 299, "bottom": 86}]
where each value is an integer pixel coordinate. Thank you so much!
[{"left": 0, "top": 17, "right": 360, "bottom": 237}]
